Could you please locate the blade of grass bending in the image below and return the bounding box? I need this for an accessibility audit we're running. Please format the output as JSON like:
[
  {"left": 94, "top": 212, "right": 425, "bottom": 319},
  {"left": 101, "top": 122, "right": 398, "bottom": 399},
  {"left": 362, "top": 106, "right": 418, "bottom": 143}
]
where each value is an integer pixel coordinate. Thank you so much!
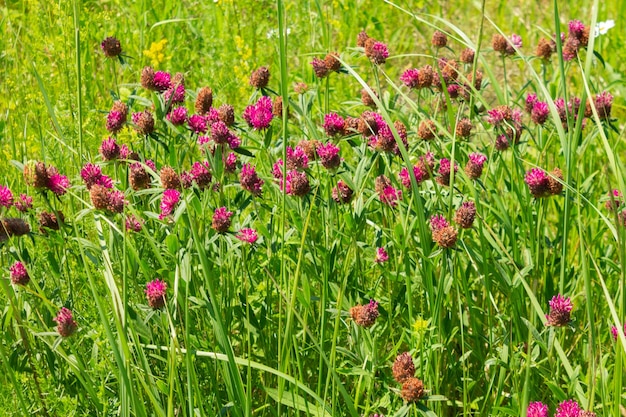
[{"left": 141, "top": 344, "right": 333, "bottom": 416}]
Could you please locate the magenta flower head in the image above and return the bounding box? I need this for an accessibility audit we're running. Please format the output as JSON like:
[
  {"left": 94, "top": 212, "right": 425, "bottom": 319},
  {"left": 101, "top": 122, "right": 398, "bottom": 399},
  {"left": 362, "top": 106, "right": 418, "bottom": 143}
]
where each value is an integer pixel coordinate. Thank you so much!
[
  {"left": 311, "top": 57, "right": 330, "bottom": 78},
  {"left": 212, "top": 206, "right": 233, "bottom": 233},
  {"left": 285, "top": 170, "right": 310, "bottom": 197},
  {"left": 188, "top": 114, "right": 208, "bottom": 134},
  {"left": 546, "top": 294, "right": 573, "bottom": 327},
  {"left": 611, "top": 323, "right": 626, "bottom": 341},
  {"left": 526, "top": 402, "right": 548, "bottom": 417},
  {"left": 100, "top": 137, "right": 120, "bottom": 160},
  {"left": 486, "top": 105, "right": 512, "bottom": 126},
  {"left": 350, "top": 299, "right": 380, "bottom": 327},
  {"left": 125, "top": 214, "right": 143, "bottom": 233},
  {"left": 240, "top": 163, "right": 264, "bottom": 197},
  {"left": 54, "top": 307, "right": 78, "bottom": 337},
  {"left": 243, "top": 96, "right": 273, "bottom": 130},
  {"left": 555, "top": 400, "right": 581, "bottom": 417},
  {"left": 525, "top": 93, "right": 538, "bottom": 113},
  {"left": 317, "top": 142, "right": 341, "bottom": 170},
  {"left": 399, "top": 165, "right": 428, "bottom": 188},
  {"left": 190, "top": 161, "right": 212, "bottom": 189},
  {"left": 525, "top": 168, "right": 551, "bottom": 198},
  {"left": 531, "top": 101, "right": 550, "bottom": 125},
  {"left": 47, "top": 172, "right": 70, "bottom": 196},
  {"left": 81, "top": 163, "right": 104, "bottom": 190},
  {"left": 332, "top": 180, "right": 354, "bottom": 204},
  {"left": 106, "top": 111, "right": 126, "bottom": 134},
  {"left": 153, "top": 71, "right": 171, "bottom": 92},
  {"left": 145, "top": 279, "right": 167, "bottom": 309},
  {"left": 323, "top": 113, "right": 346, "bottom": 137},
  {"left": 9, "top": 261, "right": 30, "bottom": 286},
  {"left": 594, "top": 91, "right": 613, "bottom": 120},
  {"left": 164, "top": 78, "right": 185, "bottom": 104},
  {"left": 437, "top": 158, "right": 458, "bottom": 186},
  {"left": 465, "top": 153, "right": 487, "bottom": 180},
  {"left": 568, "top": 20, "right": 586, "bottom": 38},
  {"left": 14, "top": 194, "right": 33, "bottom": 212},
  {"left": 159, "top": 189, "right": 181, "bottom": 220},
  {"left": 430, "top": 215, "right": 449, "bottom": 232},
  {"left": 167, "top": 106, "right": 188, "bottom": 126},
  {"left": 365, "top": 39, "right": 389, "bottom": 65},
  {"left": 224, "top": 152, "right": 238, "bottom": 174},
  {"left": 0, "top": 185, "right": 13, "bottom": 208},
  {"left": 400, "top": 68, "right": 420, "bottom": 89},
  {"left": 236, "top": 228, "right": 258, "bottom": 244},
  {"left": 374, "top": 247, "right": 389, "bottom": 263},
  {"left": 375, "top": 175, "right": 402, "bottom": 207},
  {"left": 286, "top": 146, "right": 309, "bottom": 170}
]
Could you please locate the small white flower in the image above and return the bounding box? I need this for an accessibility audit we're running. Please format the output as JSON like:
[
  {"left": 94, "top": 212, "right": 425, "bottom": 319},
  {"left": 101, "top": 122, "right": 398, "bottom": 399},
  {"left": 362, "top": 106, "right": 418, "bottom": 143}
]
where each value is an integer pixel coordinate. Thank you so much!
[
  {"left": 266, "top": 28, "right": 291, "bottom": 39},
  {"left": 594, "top": 19, "right": 615, "bottom": 37}
]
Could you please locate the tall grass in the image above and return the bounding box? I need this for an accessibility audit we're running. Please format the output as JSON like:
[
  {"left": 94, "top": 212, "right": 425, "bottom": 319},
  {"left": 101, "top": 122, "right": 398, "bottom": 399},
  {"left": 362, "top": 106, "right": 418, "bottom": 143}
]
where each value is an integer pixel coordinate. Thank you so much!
[{"left": 0, "top": 0, "right": 625, "bottom": 416}]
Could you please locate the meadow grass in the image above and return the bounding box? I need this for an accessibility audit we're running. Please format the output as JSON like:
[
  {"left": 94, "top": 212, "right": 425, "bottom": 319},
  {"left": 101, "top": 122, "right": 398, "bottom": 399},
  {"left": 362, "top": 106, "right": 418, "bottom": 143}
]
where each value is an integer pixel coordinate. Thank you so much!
[{"left": 0, "top": 0, "right": 626, "bottom": 416}]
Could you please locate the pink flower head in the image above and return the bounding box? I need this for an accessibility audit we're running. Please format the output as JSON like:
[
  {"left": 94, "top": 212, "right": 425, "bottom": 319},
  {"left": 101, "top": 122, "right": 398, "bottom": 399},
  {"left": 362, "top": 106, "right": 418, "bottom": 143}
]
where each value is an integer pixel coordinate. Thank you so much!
[
  {"left": 106, "top": 111, "right": 126, "bottom": 134},
  {"left": 119, "top": 144, "right": 132, "bottom": 160},
  {"left": 197, "top": 135, "right": 211, "bottom": 148},
  {"left": 399, "top": 165, "right": 428, "bottom": 188},
  {"left": 145, "top": 160, "right": 156, "bottom": 171},
  {"left": 525, "top": 93, "right": 538, "bottom": 113},
  {"left": 272, "top": 159, "right": 285, "bottom": 180},
  {"left": 240, "top": 163, "right": 264, "bottom": 196},
  {"left": 323, "top": 113, "right": 346, "bottom": 137},
  {"left": 379, "top": 185, "right": 402, "bottom": 207},
  {"left": 531, "top": 101, "right": 550, "bottom": 125},
  {"left": 555, "top": 400, "right": 581, "bottom": 417},
  {"left": 153, "top": 71, "right": 171, "bottom": 92},
  {"left": 611, "top": 323, "right": 626, "bottom": 341},
  {"left": 190, "top": 161, "right": 212, "bottom": 189},
  {"left": 236, "top": 228, "right": 258, "bottom": 244},
  {"left": 81, "top": 163, "right": 105, "bottom": 190},
  {"left": 0, "top": 185, "right": 13, "bottom": 208},
  {"left": 212, "top": 206, "right": 233, "bottom": 233},
  {"left": 595, "top": 91, "right": 613, "bottom": 120},
  {"left": 437, "top": 158, "right": 458, "bottom": 186},
  {"left": 227, "top": 133, "right": 241, "bottom": 149},
  {"left": 9, "top": 261, "right": 29, "bottom": 286},
  {"left": 510, "top": 34, "right": 522, "bottom": 49},
  {"left": 224, "top": 152, "right": 238, "bottom": 173},
  {"left": 243, "top": 96, "right": 273, "bottom": 130},
  {"left": 546, "top": 294, "right": 573, "bottom": 327},
  {"left": 210, "top": 120, "right": 231, "bottom": 144},
  {"left": 430, "top": 214, "right": 450, "bottom": 232},
  {"left": 145, "top": 279, "right": 167, "bottom": 309},
  {"left": 486, "top": 106, "right": 511, "bottom": 126},
  {"left": 100, "top": 137, "right": 120, "bottom": 160},
  {"left": 524, "top": 168, "right": 550, "bottom": 198},
  {"left": 14, "top": 194, "right": 33, "bottom": 212},
  {"left": 311, "top": 57, "right": 330, "bottom": 78},
  {"left": 286, "top": 146, "right": 309, "bottom": 170},
  {"left": 159, "top": 189, "right": 181, "bottom": 219},
  {"left": 469, "top": 153, "right": 487, "bottom": 167},
  {"left": 188, "top": 114, "right": 208, "bottom": 134},
  {"left": 367, "top": 41, "right": 389, "bottom": 65},
  {"left": 374, "top": 247, "right": 389, "bottom": 263},
  {"left": 284, "top": 170, "right": 310, "bottom": 197},
  {"left": 125, "top": 214, "right": 143, "bottom": 232},
  {"left": 54, "top": 307, "right": 78, "bottom": 337},
  {"left": 47, "top": 173, "right": 70, "bottom": 196},
  {"left": 568, "top": 20, "right": 586, "bottom": 38},
  {"left": 317, "top": 142, "right": 341, "bottom": 170},
  {"left": 400, "top": 68, "right": 420, "bottom": 89},
  {"left": 167, "top": 106, "right": 188, "bottom": 126},
  {"left": 527, "top": 402, "right": 548, "bottom": 417},
  {"left": 164, "top": 83, "right": 185, "bottom": 104}
]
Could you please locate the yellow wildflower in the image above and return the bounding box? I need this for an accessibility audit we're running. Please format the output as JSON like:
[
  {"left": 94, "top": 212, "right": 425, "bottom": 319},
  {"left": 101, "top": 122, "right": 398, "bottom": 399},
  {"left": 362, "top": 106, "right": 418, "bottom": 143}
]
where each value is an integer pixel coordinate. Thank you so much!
[
  {"left": 412, "top": 316, "right": 430, "bottom": 334},
  {"left": 143, "top": 39, "right": 169, "bottom": 67}
]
